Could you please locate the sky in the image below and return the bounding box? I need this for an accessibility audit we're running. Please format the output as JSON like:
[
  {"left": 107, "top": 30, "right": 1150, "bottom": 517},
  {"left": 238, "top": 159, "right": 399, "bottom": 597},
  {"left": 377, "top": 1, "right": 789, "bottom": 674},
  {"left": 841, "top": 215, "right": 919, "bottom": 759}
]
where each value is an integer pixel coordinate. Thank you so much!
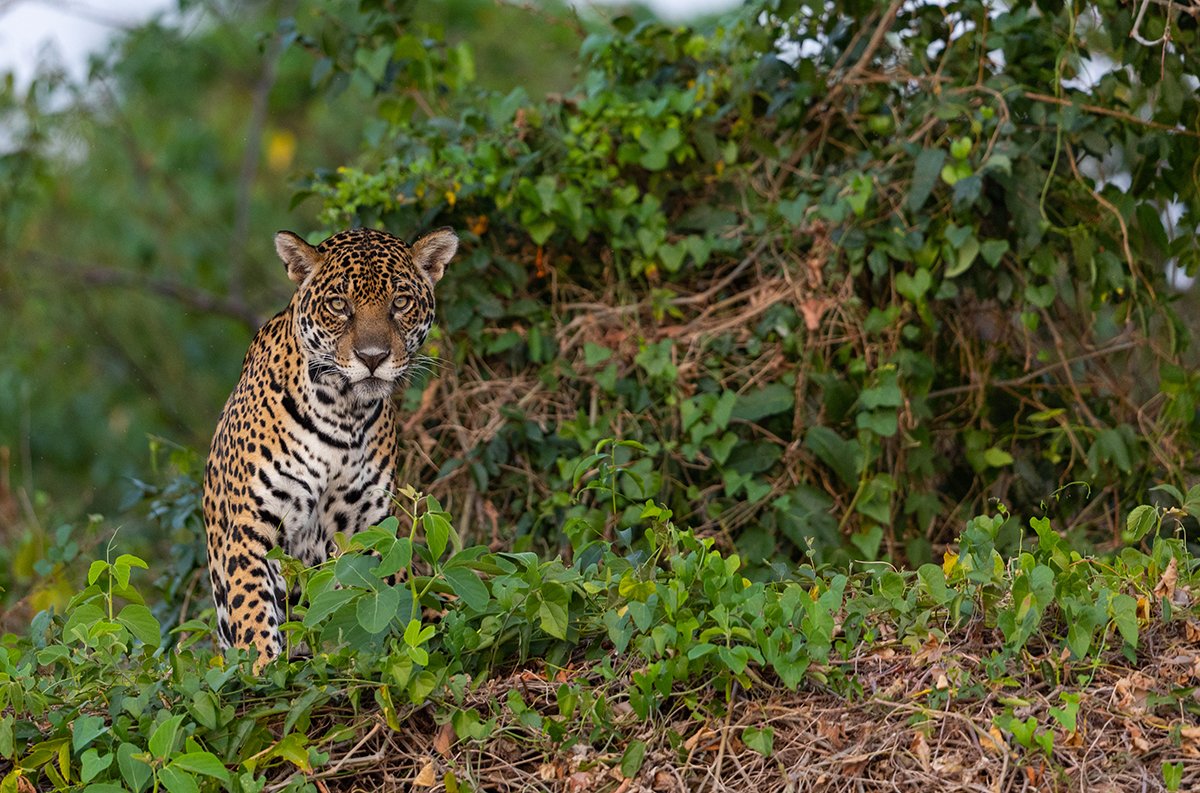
[{"left": 0, "top": 0, "right": 741, "bottom": 86}]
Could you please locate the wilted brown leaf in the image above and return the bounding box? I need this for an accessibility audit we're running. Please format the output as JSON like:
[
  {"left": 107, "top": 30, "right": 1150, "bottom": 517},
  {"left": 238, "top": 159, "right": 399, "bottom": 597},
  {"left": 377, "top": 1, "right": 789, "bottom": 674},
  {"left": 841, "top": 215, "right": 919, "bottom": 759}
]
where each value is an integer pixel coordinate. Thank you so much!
[
  {"left": 1127, "top": 723, "right": 1150, "bottom": 753},
  {"left": 567, "top": 771, "right": 596, "bottom": 791},
  {"left": 1113, "top": 671, "right": 1155, "bottom": 712},
  {"left": 684, "top": 726, "right": 716, "bottom": 751},
  {"left": 816, "top": 716, "right": 845, "bottom": 749},
  {"left": 434, "top": 721, "right": 455, "bottom": 757},
  {"left": 413, "top": 758, "right": 438, "bottom": 787},
  {"left": 910, "top": 731, "right": 931, "bottom": 769},
  {"left": 1154, "top": 557, "right": 1178, "bottom": 604}
]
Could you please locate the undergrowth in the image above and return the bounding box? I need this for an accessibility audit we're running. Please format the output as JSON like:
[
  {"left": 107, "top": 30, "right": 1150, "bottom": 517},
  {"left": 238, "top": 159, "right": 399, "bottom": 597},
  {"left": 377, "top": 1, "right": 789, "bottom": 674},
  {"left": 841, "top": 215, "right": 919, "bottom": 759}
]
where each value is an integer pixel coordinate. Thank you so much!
[{"left": 1, "top": 445, "right": 1198, "bottom": 792}]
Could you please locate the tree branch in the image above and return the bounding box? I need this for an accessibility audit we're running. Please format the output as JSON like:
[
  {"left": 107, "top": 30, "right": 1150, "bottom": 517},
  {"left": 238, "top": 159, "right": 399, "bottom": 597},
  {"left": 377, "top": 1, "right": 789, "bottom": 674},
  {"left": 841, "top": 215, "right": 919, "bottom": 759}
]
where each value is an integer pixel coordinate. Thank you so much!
[{"left": 25, "top": 251, "right": 263, "bottom": 329}]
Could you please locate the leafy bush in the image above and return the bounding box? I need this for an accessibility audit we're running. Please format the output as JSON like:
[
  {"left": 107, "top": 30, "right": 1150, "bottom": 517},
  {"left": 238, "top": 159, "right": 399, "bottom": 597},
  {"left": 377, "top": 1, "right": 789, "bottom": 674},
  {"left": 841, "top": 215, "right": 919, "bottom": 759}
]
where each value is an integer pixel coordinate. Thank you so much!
[
  {"left": 289, "top": 0, "right": 1200, "bottom": 567},
  {"left": 1, "top": 457, "right": 1194, "bottom": 790}
]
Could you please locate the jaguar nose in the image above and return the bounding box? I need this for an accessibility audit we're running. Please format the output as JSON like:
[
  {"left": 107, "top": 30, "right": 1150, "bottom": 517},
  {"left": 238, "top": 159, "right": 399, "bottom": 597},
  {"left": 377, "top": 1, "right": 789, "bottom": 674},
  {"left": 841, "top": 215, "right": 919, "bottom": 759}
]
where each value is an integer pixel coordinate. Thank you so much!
[{"left": 355, "top": 347, "right": 390, "bottom": 372}]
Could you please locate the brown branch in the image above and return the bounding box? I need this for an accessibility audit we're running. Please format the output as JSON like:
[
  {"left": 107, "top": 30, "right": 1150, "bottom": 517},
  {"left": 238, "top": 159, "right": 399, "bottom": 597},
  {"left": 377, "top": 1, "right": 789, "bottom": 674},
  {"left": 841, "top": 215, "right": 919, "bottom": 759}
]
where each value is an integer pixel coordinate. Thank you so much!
[
  {"left": 25, "top": 251, "right": 263, "bottom": 328},
  {"left": 1023, "top": 90, "right": 1200, "bottom": 138},
  {"left": 927, "top": 338, "right": 1141, "bottom": 399}
]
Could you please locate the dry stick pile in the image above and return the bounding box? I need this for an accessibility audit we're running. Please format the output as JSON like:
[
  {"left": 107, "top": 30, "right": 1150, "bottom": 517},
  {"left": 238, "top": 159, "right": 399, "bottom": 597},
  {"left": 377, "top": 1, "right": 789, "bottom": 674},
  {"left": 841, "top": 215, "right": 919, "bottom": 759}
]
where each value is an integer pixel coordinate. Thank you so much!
[{"left": 260, "top": 615, "right": 1200, "bottom": 793}]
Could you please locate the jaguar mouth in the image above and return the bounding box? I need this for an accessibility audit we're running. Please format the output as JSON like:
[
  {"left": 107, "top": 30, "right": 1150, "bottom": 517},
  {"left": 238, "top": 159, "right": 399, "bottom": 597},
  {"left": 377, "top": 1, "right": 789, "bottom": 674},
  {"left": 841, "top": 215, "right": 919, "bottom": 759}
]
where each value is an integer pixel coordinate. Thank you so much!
[{"left": 350, "top": 375, "right": 396, "bottom": 401}]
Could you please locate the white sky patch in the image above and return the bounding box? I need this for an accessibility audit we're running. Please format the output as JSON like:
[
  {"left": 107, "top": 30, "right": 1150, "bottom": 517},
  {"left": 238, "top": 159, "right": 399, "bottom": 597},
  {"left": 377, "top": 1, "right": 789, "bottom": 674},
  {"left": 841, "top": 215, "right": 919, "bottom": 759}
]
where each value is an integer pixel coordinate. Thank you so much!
[
  {"left": 0, "top": 0, "right": 743, "bottom": 87},
  {"left": 0, "top": 0, "right": 172, "bottom": 85}
]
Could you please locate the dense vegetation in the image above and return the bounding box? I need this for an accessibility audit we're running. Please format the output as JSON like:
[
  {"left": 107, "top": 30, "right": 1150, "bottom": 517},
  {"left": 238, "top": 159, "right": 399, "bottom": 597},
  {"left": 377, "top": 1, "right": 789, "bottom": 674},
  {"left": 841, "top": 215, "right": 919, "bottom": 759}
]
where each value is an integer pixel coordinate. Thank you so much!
[{"left": 3, "top": 0, "right": 1200, "bottom": 789}]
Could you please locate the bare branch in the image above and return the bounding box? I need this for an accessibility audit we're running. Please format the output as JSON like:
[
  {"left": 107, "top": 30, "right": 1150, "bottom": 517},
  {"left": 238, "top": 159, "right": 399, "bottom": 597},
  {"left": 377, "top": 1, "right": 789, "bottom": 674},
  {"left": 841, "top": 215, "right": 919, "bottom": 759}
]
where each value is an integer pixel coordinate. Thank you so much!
[{"left": 24, "top": 251, "right": 263, "bottom": 328}]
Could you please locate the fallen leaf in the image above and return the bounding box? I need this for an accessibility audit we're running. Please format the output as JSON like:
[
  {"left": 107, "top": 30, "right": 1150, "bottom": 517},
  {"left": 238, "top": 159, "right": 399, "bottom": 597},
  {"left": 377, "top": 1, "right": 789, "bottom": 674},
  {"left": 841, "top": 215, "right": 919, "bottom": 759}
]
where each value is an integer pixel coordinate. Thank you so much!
[
  {"left": 1127, "top": 723, "right": 1150, "bottom": 753},
  {"left": 981, "top": 726, "right": 1007, "bottom": 754},
  {"left": 538, "top": 763, "right": 559, "bottom": 781},
  {"left": 1113, "top": 671, "right": 1155, "bottom": 713},
  {"left": 567, "top": 771, "right": 594, "bottom": 791},
  {"left": 652, "top": 770, "right": 676, "bottom": 791},
  {"left": 910, "top": 731, "right": 931, "bottom": 769},
  {"left": 1181, "top": 724, "right": 1200, "bottom": 757},
  {"left": 413, "top": 758, "right": 438, "bottom": 787},
  {"left": 1154, "top": 557, "right": 1178, "bottom": 604},
  {"left": 816, "top": 717, "right": 845, "bottom": 749},
  {"left": 434, "top": 721, "right": 455, "bottom": 757},
  {"left": 931, "top": 752, "right": 963, "bottom": 776},
  {"left": 683, "top": 726, "right": 716, "bottom": 752},
  {"left": 1136, "top": 595, "right": 1150, "bottom": 621}
]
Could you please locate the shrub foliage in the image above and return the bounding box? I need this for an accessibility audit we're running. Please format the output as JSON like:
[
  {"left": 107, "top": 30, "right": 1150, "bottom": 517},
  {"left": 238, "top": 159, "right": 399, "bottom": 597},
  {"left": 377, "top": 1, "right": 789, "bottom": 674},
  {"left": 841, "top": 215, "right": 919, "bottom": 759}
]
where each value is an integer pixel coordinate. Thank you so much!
[{"left": 287, "top": 0, "right": 1200, "bottom": 566}]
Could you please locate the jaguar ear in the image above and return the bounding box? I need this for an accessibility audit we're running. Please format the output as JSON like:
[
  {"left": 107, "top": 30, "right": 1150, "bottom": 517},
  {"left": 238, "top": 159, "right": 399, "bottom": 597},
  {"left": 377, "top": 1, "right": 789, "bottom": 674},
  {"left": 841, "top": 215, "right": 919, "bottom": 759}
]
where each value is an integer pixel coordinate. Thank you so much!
[
  {"left": 275, "top": 231, "right": 323, "bottom": 285},
  {"left": 411, "top": 227, "right": 458, "bottom": 284}
]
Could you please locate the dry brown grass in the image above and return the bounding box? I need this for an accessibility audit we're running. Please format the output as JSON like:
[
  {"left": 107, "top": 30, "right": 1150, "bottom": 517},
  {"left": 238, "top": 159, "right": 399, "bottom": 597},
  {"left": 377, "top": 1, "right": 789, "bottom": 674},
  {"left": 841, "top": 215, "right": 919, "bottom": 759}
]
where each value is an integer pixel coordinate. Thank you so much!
[{"left": 260, "top": 618, "right": 1200, "bottom": 793}]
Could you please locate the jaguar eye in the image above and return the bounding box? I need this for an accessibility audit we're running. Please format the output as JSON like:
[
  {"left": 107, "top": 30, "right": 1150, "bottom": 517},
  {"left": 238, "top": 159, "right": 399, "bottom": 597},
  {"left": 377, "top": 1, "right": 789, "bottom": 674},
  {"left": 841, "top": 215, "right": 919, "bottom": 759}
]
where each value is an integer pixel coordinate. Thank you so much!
[
  {"left": 393, "top": 295, "right": 413, "bottom": 312},
  {"left": 327, "top": 297, "right": 348, "bottom": 314}
]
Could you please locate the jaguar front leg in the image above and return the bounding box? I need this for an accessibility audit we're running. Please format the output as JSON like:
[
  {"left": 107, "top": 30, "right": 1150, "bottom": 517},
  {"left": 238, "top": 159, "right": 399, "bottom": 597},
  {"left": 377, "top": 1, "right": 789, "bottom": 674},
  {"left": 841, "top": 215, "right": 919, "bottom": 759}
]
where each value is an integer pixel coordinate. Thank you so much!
[{"left": 207, "top": 520, "right": 288, "bottom": 671}]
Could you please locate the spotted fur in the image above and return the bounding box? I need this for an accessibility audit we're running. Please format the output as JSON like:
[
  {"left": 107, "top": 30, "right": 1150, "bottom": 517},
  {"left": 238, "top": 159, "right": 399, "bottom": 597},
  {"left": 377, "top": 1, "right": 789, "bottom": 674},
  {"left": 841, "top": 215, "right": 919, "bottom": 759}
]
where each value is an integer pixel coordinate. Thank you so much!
[{"left": 203, "top": 226, "right": 457, "bottom": 669}]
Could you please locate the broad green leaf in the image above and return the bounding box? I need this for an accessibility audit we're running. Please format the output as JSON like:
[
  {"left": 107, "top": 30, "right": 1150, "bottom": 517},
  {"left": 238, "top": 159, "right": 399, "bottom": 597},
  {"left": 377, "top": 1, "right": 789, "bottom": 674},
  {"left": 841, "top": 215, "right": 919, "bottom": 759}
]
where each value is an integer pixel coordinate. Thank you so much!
[
  {"left": 443, "top": 567, "right": 490, "bottom": 611},
  {"left": 72, "top": 714, "right": 107, "bottom": 752},
  {"left": 731, "top": 383, "right": 794, "bottom": 422},
  {"left": 148, "top": 714, "right": 185, "bottom": 759},
  {"left": 743, "top": 726, "right": 774, "bottom": 756},
  {"left": 1125, "top": 505, "right": 1157, "bottom": 542},
  {"left": 908, "top": 149, "right": 945, "bottom": 211},
  {"left": 80, "top": 749, "right": 113, "bottom": 783},
  {"left": 117, "top": 604, "right": 161, "bottom": 648},
  {"left": 423, "top": 513, "right": 452, "bottom": 562},
  {"left": 303, "top": 589, "right": 359, "bottom": 627},
  {"left": 619, "top": 739, "right": 646, "bottom": 778},
  {"left": 356, "top": 586, "right": 402, "bottom": 634},
  {"left": 117, "top": 742, "right": 153, "bottom": 793},
  {"left": 804, "top": 426, "right": 862, "bottom": 488},
  {"left": 538, "top": 585, "right": 570, "bottom": 640},
  {"left": 168, "top": 752, "right": 231, "bottom": 782},
  {"left": 158, "top": 766, "right": 199, "bottom": 793}
]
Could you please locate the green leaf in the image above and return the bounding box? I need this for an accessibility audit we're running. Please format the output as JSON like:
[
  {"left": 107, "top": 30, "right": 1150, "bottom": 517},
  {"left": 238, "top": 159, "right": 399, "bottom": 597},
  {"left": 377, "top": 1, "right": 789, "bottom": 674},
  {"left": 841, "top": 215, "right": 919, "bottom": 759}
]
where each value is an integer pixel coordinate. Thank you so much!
[
  {"left": 944, "top": 234, "right": 979, "bottom": 278},
  {"left": 732, "top": 383, "right": 794, "bottom": 422},
  {"left": 982, "top": 447, "right": 1014, "bottom": 468},
  {"left": 917, "top": 564, "right": 949, "bottom": 604},
  {"left": 908, "top": 149, "right": 945, "bottom": 211},
  {"left": 158, "top": 766, "right": 199, "bottom": 793},
  {"left": 303, "top": 588, "right": 359, "bottom": 627},
  {"left": 72, "top": 714, "right": 107, "bottom": 752},
  {"left": 538, "top": 584, "right": 570, "bottom": 640},
  {"left": 80, "top": 749, "right": 113, "bottom": 783},
  {"left": 1109, "top": 593, "right": 1139, "bottom": 647},
  {"left": 117, "top": 604, "right": 161, "bottom": 648},
  {"left": 148, "top": 714, "right": 185, "bottom": 759},
  {"left": 980, "top": 239, "right": 1009, "bottom": 266},
  {"left": 1125, "top": 505, "right": 1157, "bottom": 542},
  {"left": 743, "top": 726, "right": 774, "bottom": 756},
  {"left": 804, "top": 426, "right": 862, "bottom": 488},
  {"left": 619, "top": 739, "right": 646, "bottom": 778},
  {"left": 373, "top": 536, "right": 413, "bottom": 579},
  {"left": 423, "top": 512, "right": 452, "bottom": 562},
  {"left": 895, "top": 268, "right": 932, "bottom": 301},
  {"left": 117, "top": 742, "right": 153, "bottom": 793},
  {"left": 168, "top": 752, "right": 231, "bottom": 782},
  {"left": 356, "top": 586, "right": 402, "bottom": 634},
  {"left": 443, "top": 567, "right": 490, "bottom": 611}
]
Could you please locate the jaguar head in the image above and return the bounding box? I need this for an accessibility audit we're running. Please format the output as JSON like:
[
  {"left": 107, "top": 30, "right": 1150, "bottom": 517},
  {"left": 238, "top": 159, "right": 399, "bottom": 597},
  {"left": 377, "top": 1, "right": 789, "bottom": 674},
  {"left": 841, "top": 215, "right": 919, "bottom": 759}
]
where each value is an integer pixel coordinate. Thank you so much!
[{"left": 274, "top": 226, "right": 458, "bottom": 403}]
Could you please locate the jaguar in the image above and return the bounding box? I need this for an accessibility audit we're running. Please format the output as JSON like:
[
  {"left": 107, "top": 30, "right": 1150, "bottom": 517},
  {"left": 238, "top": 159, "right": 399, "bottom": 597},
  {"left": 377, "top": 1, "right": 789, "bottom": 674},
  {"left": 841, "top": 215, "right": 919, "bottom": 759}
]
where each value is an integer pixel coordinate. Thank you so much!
[{"left": 202, "top": 225, "right": 457, "bottom": 668}]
